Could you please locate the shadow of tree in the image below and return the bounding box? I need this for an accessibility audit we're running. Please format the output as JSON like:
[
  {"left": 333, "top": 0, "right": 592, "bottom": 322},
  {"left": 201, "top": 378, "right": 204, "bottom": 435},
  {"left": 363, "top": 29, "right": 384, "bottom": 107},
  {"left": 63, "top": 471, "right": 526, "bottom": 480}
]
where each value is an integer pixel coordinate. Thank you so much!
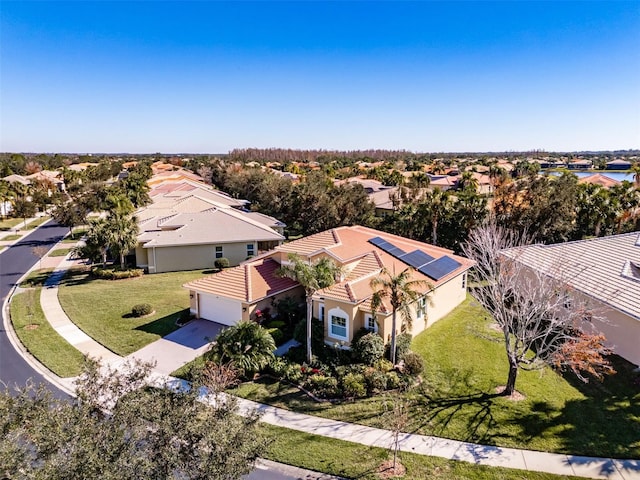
[
  {"left": 134, "top": 312, "right": 183, "bottom": 337},
  {"left": 514, "top": 357, "right": 640, "bottom": 458}
]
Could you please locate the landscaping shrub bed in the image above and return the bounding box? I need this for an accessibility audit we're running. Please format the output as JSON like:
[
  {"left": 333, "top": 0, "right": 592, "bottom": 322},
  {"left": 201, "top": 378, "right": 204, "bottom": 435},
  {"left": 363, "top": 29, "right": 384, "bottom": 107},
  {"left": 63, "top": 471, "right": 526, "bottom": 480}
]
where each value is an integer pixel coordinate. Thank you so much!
[{"left": 92, "top": 267, "right": 144, "bottom": 280}]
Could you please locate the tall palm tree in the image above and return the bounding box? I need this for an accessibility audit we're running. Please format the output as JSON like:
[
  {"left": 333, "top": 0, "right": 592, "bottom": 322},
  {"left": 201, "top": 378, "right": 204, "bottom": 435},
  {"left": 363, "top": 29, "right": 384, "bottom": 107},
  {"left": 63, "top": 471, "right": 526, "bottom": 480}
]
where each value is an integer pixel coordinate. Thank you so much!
[
  {"left": 370, "top": 267, "right": 429, "bottom": 365},
  {"left": 0, "top": 180, "right": 14, "bottom": 219},
  {"left": 106, "top": 212, "right": 139, "bottom": 270},
  {"left": 277, "top": 253, "right": 342, "bottom": 363},
  {"left": 631, "top": 163, "right": 640, "bottom": 188}
]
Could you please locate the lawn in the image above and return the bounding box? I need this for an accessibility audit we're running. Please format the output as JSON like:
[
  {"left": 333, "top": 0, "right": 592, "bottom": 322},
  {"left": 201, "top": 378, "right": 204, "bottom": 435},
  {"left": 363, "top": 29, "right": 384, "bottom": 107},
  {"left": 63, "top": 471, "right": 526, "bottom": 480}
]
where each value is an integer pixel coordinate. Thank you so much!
[
  {"left": 10, "top": 288, "right": 86, "bottom": 377},
  {"left": 261, "top": 424, "right": 585, "bottom": 480},
  {"left": 49, "top": 248, "right": 72, "bottom": 257},
  {"left": 58, "top": 268, "right": 208, "bottom": 356},
  {"left": 231, "top": 296, "right": 640, "bottom": 458},
  {"left": 25, "top": 216, "right": 50, "bottom": 229},
  {"left": 0, "top": 217, "right": 24, "bottom": 231},
  {"left": 2, "top": 234, "right": 22, "bottom": 241}
]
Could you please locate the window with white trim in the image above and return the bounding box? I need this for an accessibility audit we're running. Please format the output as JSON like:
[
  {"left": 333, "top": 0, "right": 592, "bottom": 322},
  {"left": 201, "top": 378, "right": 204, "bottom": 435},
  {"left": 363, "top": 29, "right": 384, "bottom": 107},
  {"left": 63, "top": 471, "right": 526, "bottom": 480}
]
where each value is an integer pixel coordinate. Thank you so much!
[
  {"left": 215, "top": 246, "right": 223, "bottom": 259},
  {"left": 462, "top": 272, "right": 467, "bottom": 289},
  {"left": 416, "top": 296, "right": 426, "bottom": 320},
  {"left": 365, "top": 314, "right": 378, "bottom": 333},
  {"left": 246, "top": 243, "right": 255, "bottom": 257},
  {"left": 330, "top": 316, "right": 347, "bottom": 338},
  {"left": 318, "top": 303, "right": 325, "bottom": 323},
  {"left": 328, "top": 307, "right": 349, "bottom": 341}
]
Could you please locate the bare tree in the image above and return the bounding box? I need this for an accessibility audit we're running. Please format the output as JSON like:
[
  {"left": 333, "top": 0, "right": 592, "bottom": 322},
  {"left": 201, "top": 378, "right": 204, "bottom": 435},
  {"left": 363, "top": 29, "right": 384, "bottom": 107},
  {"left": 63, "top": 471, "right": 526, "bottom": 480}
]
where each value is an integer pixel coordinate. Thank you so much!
[{"left": 462, "top": 221, "right": 614, "bottom": 397}]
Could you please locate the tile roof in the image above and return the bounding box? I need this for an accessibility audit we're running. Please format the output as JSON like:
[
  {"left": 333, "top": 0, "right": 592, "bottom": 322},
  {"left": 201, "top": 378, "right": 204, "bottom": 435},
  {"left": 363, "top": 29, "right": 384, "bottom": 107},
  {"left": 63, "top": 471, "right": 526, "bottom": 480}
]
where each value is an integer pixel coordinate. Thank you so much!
[
  {"left": 578, "top": 173, "right": 621, "bottom": 189},
  {"left": 506, "top": 232, "right": 640, "bottom": 321},
  {"left": 184, "top": 258, "right": 299, "bottom": 302}
]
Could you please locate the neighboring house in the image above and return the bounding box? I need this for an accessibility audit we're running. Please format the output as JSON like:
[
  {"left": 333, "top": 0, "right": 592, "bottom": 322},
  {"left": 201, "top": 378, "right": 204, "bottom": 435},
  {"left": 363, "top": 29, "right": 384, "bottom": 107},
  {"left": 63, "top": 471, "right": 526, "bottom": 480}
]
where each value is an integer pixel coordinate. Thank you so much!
[
  {"left": 606, "top": 159, "right": 633, "bottom": 170},
  {"left": 578, "top": 173, "right": 621, "bottom": 189},
  {"left": 135, "top": 178, "right": 284, "bottom": 273},
  {"left": 428, "top": 175, "right": 458, "bottom": 191},
  {"left": 567, "top": 159, "right": 593, "bottom": 170},
  {"left": 334, "top": 177, "right": 397, "bottom": 217},
  {"left": 185, "top": 226, "right": 474, "bottom": 346},
  {"left": 507, "top": 232, "right": 640, "bottom": 366}
]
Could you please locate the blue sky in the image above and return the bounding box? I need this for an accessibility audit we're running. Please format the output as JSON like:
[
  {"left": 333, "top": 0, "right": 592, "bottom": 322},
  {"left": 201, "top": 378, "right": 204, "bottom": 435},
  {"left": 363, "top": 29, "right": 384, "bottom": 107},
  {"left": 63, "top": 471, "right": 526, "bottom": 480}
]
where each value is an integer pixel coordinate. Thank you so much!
[{"left": 1, "top": 1, "right": 639, "bottom": 153}]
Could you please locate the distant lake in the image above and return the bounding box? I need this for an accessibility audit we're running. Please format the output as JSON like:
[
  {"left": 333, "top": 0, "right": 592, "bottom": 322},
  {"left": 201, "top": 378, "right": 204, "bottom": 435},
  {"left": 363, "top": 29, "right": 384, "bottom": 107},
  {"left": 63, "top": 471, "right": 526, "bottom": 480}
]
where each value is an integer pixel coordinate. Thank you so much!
[{"left": 550, "top": 171, "right": 635, "bottom": 182}]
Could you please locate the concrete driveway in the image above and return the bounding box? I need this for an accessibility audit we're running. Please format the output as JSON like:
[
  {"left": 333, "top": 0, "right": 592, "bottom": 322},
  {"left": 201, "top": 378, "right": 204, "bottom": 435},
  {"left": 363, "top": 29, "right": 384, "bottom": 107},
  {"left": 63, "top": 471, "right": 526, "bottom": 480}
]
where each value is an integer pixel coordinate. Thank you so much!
[{"left": 126, "top": 319, "right": 226, "bottom": 375}]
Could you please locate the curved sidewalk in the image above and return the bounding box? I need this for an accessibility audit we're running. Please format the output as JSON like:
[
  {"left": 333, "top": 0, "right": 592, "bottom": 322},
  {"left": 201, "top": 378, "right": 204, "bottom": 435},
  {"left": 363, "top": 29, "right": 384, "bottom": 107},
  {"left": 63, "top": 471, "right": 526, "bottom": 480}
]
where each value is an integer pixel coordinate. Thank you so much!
[{"left": 17, "top": 253, "right": 640, "bottom": 480}]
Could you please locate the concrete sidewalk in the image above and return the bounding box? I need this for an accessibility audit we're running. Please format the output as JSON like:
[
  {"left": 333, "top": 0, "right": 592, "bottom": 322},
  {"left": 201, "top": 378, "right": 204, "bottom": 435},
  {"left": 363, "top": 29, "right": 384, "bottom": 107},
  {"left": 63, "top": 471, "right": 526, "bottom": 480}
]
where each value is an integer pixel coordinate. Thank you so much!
[{"left": 21, "top": 250, "right": 640, "bottom": 480}]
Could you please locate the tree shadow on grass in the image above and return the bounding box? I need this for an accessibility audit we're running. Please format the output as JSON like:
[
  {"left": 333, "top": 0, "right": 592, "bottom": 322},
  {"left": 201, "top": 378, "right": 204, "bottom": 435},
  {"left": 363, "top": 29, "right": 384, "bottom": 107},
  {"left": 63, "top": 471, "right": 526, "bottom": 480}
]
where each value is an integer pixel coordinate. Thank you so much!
[
  {"left": 58, "top": 267, "right": 93, "bottom": 287},
  {"left": 133, "top": 312, "right": 182, "bottom": 338},
  {"left": 514, "top": 355, "right": 640, "bottom": 459}
]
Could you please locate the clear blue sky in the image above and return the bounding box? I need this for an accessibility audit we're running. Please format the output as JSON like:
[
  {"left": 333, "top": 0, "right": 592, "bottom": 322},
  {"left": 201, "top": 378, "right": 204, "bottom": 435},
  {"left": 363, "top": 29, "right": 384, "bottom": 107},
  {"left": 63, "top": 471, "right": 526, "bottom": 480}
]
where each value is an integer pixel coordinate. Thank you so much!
[{"left": 1, "top": 1, "right": 639, "bottom": 153}]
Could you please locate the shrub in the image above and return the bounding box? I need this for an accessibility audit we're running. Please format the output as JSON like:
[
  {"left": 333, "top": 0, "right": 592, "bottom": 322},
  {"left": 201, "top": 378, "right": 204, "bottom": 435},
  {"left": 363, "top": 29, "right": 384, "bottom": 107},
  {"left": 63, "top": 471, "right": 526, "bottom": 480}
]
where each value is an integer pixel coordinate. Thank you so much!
[
  {"left": 293, "top": 317, "right": 324, "bottom": 353},
  {"left": 385, "top": 371, "right": 401, "bottom": 390},
  {"left": 386, "top": 332, "right": 413, "bottom": 361},
  {"left": 92, "top": 267, "right": 144, "bottom": 280},
  {"left": 266, "top": 357, "right": 289, "bottom": 378},
  {"left": 305, "top": 374, "right": 340, "bottom": 399},
  {"left": 363, "top": 367, "right": 388, "bottom": 394},
  {"left": 214, "top": 257, "right": 230, "bottom": 269},
  {"left": 131, "top": 303, "right": 153, "bottom": 317},
  {"left": 267, "top": 327, "right": 284, "bottom": 346},
  {"left": 265, "top": 320, "right": 286, "bottom": 329},
  {"left": 351, "top": 327, "right": 372, "bottom": 347},
  {"left": 374, "top": 359, "right": 394, "bottom": 373},
  {"left": 284, "top": 345, "right": 306, "bottom": 364},
  {"left": 282, "top": 363, "right": 303, "bottom": 384},
  {"left": 341, "top": 373, "right": 367, "bottom": 398},
  {"left": 402, "top": 351, "right": 424, "bottom": 376},
  {"left": 353, "top": 333, "right": 384, "bottom": 366}
]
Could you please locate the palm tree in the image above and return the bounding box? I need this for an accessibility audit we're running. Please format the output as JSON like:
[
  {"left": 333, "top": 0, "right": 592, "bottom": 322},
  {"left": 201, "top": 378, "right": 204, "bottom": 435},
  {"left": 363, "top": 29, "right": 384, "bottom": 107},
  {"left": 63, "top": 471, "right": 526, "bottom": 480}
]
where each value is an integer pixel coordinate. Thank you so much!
[
  {"left": 631, "top": 163, "right": 640, "bottom": 188},
  {"left": 0, "top": 180, "right": 15, "bottom": 219},
  {"left": 370, "top": 267, "right": 429, "bottom": 365},
  {"left": 207, "top": 320, "right": 276, "bottom": 376},
  {"left": 277, "top": 253, "right": 342, "bottom": 363},
  {"left": 106, "top": 212, "right": 139, "bottom": 270}
]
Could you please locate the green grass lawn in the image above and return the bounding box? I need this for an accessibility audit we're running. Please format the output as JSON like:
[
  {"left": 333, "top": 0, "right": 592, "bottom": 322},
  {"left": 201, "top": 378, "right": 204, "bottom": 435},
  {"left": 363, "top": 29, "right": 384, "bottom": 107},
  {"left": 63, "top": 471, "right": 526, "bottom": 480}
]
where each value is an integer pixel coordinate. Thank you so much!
[
  {"left": 2, "top": 234, "right": 22, "bottom": 241},
  {"left": 0, "top": 217, "right": 24, "bottom": 231},
  {"left": 261, "top": 424, "right": 584, "bottom": 480},
  {"left": 61, "top": 228, "right": 87, "bottom": 242},
  {"left": 25, "top": 216, "right": 50, "bottom": 229},
  {"left": 19, "top": 268, "right": 54, "bottom": 287},
  {"left": 231, "top": 296, "right": 640, "bottom": 458},
  {"left": 58, "top": 268, "right": 208, "bottom": 356},
  {"left": 10, "top": 288, "right": 86, "bottom": 377},
  {"left": 49, "top": 248, "right": 72, "bottom": 257}
]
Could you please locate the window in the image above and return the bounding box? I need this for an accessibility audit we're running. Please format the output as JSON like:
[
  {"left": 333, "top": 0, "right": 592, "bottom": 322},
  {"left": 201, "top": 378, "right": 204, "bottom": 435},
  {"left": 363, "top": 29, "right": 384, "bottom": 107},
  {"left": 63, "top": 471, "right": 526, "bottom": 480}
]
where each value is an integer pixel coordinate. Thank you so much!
[
  {"left": 318, "top": 303, "right": 325, "bottom": 323},
  {"left": 365, "top": 314, "right": 378, "bottom": 333},
  {"left": 247, "top": 243, "right": 255, "bottom": 257},
  {"left": 330, "top": 316, "right": 347, "bottom": 339},
  {"left": 215, "top": 246, "right": 223, "bottom": 259},
  {"left": 462, "top": 273, "right": 467, "bottom": 289},
  {"left": 416, "top": 296, "right": 426, "bottom": 319}
]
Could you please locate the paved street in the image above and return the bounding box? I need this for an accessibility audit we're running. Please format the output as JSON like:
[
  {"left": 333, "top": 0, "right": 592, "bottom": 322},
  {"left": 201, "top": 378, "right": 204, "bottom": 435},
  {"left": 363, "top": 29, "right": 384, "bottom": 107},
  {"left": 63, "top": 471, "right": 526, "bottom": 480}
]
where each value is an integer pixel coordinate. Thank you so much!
[{"left": 0, "top": 219, "right": 70, "bottom": 397}]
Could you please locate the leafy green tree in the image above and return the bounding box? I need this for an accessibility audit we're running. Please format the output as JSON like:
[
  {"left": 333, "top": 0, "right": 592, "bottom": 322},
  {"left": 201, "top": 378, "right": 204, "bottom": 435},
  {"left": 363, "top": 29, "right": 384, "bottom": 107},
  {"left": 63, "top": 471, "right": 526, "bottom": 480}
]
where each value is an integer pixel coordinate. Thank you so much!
[
  {"left": 0, "top": 359, "right": 264, "bottom": 479},
  {"left": 277, "top": 253, "right": 343, "bottom": 363},
  {"left": 370, "top": 267, "right": 428, "bottom": 365},
  {"left": 12, "top": 198, "right": 36, "bottom": 228},
  {"left": 52, "top": 198, "right": 88, "bottom": 238},
  {"left": 207, "top": 320, "right": 276, "bottom": 376},
  {"left": 0, "top": 180, "right": 15, "bottom": 218}
]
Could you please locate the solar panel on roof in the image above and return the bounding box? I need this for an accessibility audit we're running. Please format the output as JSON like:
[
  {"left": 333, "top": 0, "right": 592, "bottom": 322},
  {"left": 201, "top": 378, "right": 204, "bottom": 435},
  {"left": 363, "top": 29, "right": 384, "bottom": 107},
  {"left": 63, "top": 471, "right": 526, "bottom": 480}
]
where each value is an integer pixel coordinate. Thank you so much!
[
  {"left": 386, "top": 246, "right": 406, "bottom": 257},
  {"left": 418, "top": 256, "right": 462, "bottom": 281},
  {"left": 368, "top": 237, "right": 388, "bottom": 247},
  {"left": 399, "top": 250, "right": 435, "bottom": 269}
]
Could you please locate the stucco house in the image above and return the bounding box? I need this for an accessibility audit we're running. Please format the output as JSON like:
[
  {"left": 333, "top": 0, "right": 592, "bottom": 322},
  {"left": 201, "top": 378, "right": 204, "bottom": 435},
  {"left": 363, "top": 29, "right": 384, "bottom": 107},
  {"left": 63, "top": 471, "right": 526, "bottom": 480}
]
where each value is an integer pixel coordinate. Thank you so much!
[
  {"left": 184, "top": 226, "right": 474, "bottom": 346},
  {"left": 135, "top": 178, "right": 284, "bottom": 273},
  {"left": 508, "top": 232, "right": 640, "bottom": 366}
]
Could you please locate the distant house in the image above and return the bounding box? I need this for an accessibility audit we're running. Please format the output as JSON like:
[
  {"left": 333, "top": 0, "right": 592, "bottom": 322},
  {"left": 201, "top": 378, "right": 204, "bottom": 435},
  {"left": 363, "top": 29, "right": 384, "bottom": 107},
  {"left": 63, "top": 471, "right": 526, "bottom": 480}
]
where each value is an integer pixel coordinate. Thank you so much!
[
  {"left": 606, "top": 159, "right": 632, "bottom": 170},
  {"left": 135, "top": 178, "right": 284, "bottom": 273},
  {"left": 334, "top": 177, "right": 397, "bottom": 217},
  {"left": 577, "top": 173, "right": 621, "bottom": 189},
  {"left": 567, "top": 159, "right": 593, "bottom": 170},
  {"left": 184, "top": 226, "right": 474, "bottom": 344},
  {"left": 508, "top": 232, "right": 640, "bottom": 367}
]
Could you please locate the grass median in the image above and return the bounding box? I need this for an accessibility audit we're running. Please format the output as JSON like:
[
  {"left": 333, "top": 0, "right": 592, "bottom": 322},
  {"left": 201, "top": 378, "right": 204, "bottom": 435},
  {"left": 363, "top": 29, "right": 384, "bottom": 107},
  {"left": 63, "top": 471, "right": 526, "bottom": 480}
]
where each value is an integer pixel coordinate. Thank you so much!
[
  {"left": 58, "top": 268, "right": 207, "bottom": 356},
  {"left": 10, "top": 288, "right": 85, "bottom": 378}
]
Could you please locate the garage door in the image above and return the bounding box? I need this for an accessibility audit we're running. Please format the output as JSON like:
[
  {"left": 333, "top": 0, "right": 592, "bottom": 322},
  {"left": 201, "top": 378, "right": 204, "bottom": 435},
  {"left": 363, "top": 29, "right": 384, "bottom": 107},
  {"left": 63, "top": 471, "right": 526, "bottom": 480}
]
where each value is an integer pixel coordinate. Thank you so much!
[{"left": 198, "top": 294, "right": 242, "bottom": 326}]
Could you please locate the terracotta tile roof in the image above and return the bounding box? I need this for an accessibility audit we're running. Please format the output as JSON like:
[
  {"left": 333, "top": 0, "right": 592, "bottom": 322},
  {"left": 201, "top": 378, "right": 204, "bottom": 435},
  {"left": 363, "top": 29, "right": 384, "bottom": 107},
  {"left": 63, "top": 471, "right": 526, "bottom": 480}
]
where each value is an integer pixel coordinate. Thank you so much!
[
  {"left": 578, "top": 173, "right": 621, "bottom": 189},
  {"left": 185, "top": 258, "right": 299, "bottom": 302},
  {"left": 505, "top": 232, "right": 640, "bottom": 321},
  {"left": 276, "top": 229, "right": 340, "bottom": 256}
]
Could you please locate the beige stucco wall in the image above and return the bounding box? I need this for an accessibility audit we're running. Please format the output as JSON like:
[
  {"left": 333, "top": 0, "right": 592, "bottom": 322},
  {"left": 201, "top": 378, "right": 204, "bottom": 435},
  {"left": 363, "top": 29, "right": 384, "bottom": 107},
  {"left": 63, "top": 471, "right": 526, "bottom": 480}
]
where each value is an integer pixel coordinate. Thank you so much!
[
  {"left": 146, "top": 242, "right": 255, "bottom": 273},
  {"left": 135, "top": 245, "right": 148, "bottom": 267},
  {"left": 595, "top": 308, "right": 640, "bottom": 367},
  {"left": 316, "top": 271, "right": 468, "bottom": 348}
]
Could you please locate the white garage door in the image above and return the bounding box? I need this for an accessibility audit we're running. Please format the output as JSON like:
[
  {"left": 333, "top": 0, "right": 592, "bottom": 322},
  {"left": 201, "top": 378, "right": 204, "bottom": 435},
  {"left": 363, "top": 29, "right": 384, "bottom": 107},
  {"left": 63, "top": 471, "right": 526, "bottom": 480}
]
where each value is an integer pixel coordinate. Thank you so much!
[{"left": 198, "top": 294, "right": 242, "bottom": 326}]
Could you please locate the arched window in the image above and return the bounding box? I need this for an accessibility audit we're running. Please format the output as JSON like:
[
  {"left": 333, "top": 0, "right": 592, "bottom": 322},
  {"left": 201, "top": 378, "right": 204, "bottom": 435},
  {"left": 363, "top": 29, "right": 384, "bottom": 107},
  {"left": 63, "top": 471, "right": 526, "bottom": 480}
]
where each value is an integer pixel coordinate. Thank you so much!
[{"left": 328, "top": 307, "right": 349, "bottom": 341}]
